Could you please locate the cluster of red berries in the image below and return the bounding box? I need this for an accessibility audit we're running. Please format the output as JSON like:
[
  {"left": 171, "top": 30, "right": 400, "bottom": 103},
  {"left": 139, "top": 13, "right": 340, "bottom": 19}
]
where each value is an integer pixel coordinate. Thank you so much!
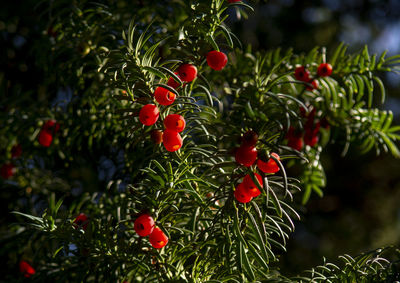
[
  {"left": 38, "top": 120, "right": 60, "bottom": 147},
  {"left": 294, "top": 63, "right": 333, "bottom": 91},
  {"left": 234, "top": 131, "right": 281, "bottom": 203},
  {"left": 286, "top": 106, "right": 329, "bottom": 151},
  {"left": 19, "top": 260, "right": 36, "bottom": 278},
  {"left": 139, "top": 50, "right": 228, "bottom": 152},
  {"left": 0, "top": 144, "right": 22, "bottom": 179},
  {"left": 134, "top": 214, "right": 168, "bottom": 249},
  {"left": 73, "top": 213, "right": 89, "bottom": 230}
]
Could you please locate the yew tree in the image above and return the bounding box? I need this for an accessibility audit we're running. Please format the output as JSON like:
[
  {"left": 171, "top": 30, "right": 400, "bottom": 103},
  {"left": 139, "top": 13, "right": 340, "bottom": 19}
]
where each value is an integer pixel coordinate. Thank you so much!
[{"left": 2, "top": 0, "right": 400, "bottom": 282}]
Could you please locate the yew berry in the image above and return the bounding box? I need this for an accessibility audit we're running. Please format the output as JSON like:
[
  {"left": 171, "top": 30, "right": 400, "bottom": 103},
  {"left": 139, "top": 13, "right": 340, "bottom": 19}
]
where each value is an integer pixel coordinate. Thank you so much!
[
  {"left": 241, "top": 130, "right": 258, "bottom": 147},
  {"left": 234, "top": 183, "right": 253, "bottom": 203},
  {"left": 317, "top": 63, "right": 333, "bottom": 77},
  {"left": 177, "top": 64, "right": 197, "bottom": 82},
  {"left": 43, "top": 120, "right": 60, "bottom": 133},
  {"left": 1, "top": 163, "right": 15, "bottom": 179},
  {"left": 11, "top": 144, "right": 22, "bottom": 158},
  {"left": 150, "top": 129, "right": 163, "bottom": 144},
  {"left": 73, "top": 213, "right": 89, "bottom": 230},
  {"left": 134, "top": 214, "right": 155, "bottom": 237},
  {"left": 167, "top": 73, "right": 182, "bottom": 89},
  {"left": 235, "top": 145, "right": 257, "bottom": 167},
  {"left": 139, "top": 104, "right": 160, "bottom": 126},
  {"left": 38, "top": 130, "right": 53, "bottom": 147},
  {"left": 19, "top": 260, "right": 35, "bottom": 278},
  {"left": 149, "top": 227, "right": 168, "bottom": 249},
  {"left": 257, "top": 152, "right": 280, "bottom": 174},
  {"left": 294, "top": 66, "right": 310, "bottom": 82},
  {"left": 304, "top": 132, "right": 319, "bottom": 147},
  {"left": 163, "top": 129, "right": 183, "bottom": 152},
  {"left": 154, "top": 87, "right": 176, "bottom": 106},
  {"left": 306, "top": 79, "right": 319, "bottom": 91},
  {"left": 164, "top": 114, "right": 186, "bottom": 133},
  {"left": 286, "top": 127, "right": 304, "bottom": 151},
  {"left": 242, "top": 173, "right": 263, "bottom": 197},
  {"left": 207, "top": 50, "right": 228, "bottom": 71}
]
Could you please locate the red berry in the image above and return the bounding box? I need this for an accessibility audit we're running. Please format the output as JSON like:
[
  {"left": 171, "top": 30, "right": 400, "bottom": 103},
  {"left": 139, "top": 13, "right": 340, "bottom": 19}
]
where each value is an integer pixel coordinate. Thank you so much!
[
  {"left": 257, "top": 153, "right": 280, "bottom": 174},
  {"left": 306, "top": 79, "right": 319, "bottom": 91},
  {"left": 139, "top": 104, "right": 160, "bottom": 126},
  {"left": 242, "top": 173, "right": 263, "bottom": 197},
  {"left": 317, "top": 63, "right": 333, "bottom": 77},
  {"left": 38, "top": 129, "right": 53, "bottom": 147},
  {"left": 150, "top": 130, "right": 163, "bottom": 144},
  {"left": 234, "top": 183, "right": 253, "bottom": 203},
  {"left": 235, "top": 145, "right": 257, "bottom": 167},
  {"left": 304, "top": 132, "right": 319, "bottom": 147},
  {"left": 154, "top": 87, "right": 176, "bottom": 106},
  {"left": 134, "top": 214, "right": 155, "bottom": 237},
  {"left": 241, "top": 130, "right": 258, "bottom": 147},
  {"left": 164, "top": 114, "right": 186, "bottom": 133},
  {"left": 177, "top": 64, "right": 197, "bottom": 82},
  {"left": 149, "top": 227, "right": 168, "bottom": 249},
  {"left": 19, "top": 260, "right": 35, "bottom": 278},
  {"left": 11, "top": 144, "right": 22, "bottom": 158},
  {"left": 1, "top": 163, "right": 15, "bottom": 179},
  {"left": 163, "top": 129, "right": 183, "bottom": 152},
  {"left": 73, "top": 213, "right": 89, "bottom": 230},
  {"left": 206, "top": 50, "right": 228, "bottom": 71},
  {"left": 286, "top": 127, "right": 304, "bottom": 151},
  {"left": 43, "top": 120, "right": 60, "bottom": 133},
  {"left": 294, "top": 66, "right": 310, "bottom": 82},
  {"left": 167, "top": 73, "right": 182, "bottom": 89}
]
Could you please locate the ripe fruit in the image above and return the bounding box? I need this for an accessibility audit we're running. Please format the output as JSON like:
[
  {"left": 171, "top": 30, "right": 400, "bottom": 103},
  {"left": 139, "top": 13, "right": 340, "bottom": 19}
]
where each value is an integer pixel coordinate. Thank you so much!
[
  {"left": 234, "top": 183, "right": 253, "bottom": 203},
  {"left": 134, "top": 214, "right": 155, "bottom": 237},
  {"left": 257, "top": 153, "right": 280, "bottom": 173},
  {"left": 242, "top": 173, "right": 263, "bottom": 197},
  {"left": 206, "top": 50, "right": 228, "bottom": 71},
  {"left": 286, "top": 127, "right": 304, "bottom": 151},
  {"left": 317, "top": 63, "right": 333, "bottom": 77},
  {"left": 164, "top": 114, "right": 186, "bottom": 133},
  {"left": 149, "top": 227, "right": 168, "bottom": 249},
  {"left": 43, "top": 120, "right": 60, "bottom": 133},
  {"left": 304, "top": 132, "right": 319, "bottom": 147},
  {"left": 235, "top": 145, "right": 257, "bottom": 167},
  {"left": 150, "top": 130, "right": 163, "bottom": 144},
  {"left": 38, "top": 130, "right": 53, "bottom": 147},
  {"left": 177, "top": 64, "right": 197, "bottom": 82},
  {"left": 306, "top": 79, "right": 319, "bottom": 91},
  {"left": 167, "top": 73, "right": 182, "bottom": 89},
  {"left": 241, "top": 130, "right": 258, "bottom": 147},
  {"left": 294, "top": 66, "right": 310, "bottom": 82},
  {"left": 139, "top": 104, "right": 160, "bottom": 126},
  {"left": 73, "top": 213, "right": 89, "bottom": 230},
  {"left": 19, "top": 260, "right": 35, "bottom": 278},
  {"left": 154, "top": 87, "right": 176, "bottom": 106},
  {"left": 11, "top": 144, "right": 22, "bottom": 158},
  {"left": 1, "top": 163, "right": 15, "bottom": 179},
  {"left": 163, "top": 129, "right": 183, "bottom": 152}
]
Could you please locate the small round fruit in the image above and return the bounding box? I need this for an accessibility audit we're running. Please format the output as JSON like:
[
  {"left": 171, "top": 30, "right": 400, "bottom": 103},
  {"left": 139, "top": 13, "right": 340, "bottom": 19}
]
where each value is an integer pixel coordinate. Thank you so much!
[
  {"left": 134, "top": 214, "right": 155, "bottom": 237},
  {"left": 43, "top": 120, "right": 60, "bottom": 133},
  {"left": 257, "top": 153, "right": 280, "bottom": 174},
  {"left": 317, "top": 63, "right": 333, "bottom": 77},
  {"left": 19, "top": 260, "right": 35, "bottom": 278},
  {"left": 167, "top": 73, "right": 182, "bottom": 89},
  {"left": 235, "top": 145, "right": 257, "bottom": 167},
  {"left": 177, "top": 64, "right": 197, "bottom": 82},
  {"left": 1, "top": 163, "right": 15, "bottom": 179},
  {"left": 154, "top": 87, "right": 176, "bottom": 106},
  {"left": 294, "top": 66, "right": 310, "bottom": 82},
  {"left": 242, "top": 173, "right": 263, "bottom": 197},
  {"left": 150, "top": 130, "right": 163, "bottom": 144},
  {"left": 38, "top": 130, "right": 53, "bottom": 147},
  {"left": 241, "top": 130, "right": 258, "bottom": 147},
  {"left": 139, "top": 104, "right": 160, "bottom": 126},
  {"left": 149, "top": 227, "right": 168, "bottom": 249},
  {"left": 234, "top": 183, "right": 253, "bottom": 203},
  {"left": 306, "top": 79, "right": 319, "bottom": 91},
  {"left": 11, "top": 144, "right": 22, "bottom": 158},
  {"left": 164, "top": 114, "right": 186, "bottom": 133},
  {"left": 73, "top": 213, "right": 89, "bottom": 230},
  {"left": 163, "top": 129, "right": 183, "bottom": 152},
  {"left": 206, "top": 50, "right": 228, "bottom": 71}
]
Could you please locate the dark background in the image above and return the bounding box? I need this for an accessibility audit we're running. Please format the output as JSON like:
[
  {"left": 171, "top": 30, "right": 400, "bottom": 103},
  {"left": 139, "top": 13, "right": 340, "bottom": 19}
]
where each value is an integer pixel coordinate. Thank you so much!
[{"left": 1, "top": 0, "right": 400, "bottom": 277}]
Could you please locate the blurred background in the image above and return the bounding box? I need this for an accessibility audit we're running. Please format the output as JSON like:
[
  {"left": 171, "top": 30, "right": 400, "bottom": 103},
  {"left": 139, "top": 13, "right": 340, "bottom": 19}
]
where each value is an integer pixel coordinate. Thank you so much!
[{"left": 1, "top": 0, "right": 400, "bottom": 277}]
